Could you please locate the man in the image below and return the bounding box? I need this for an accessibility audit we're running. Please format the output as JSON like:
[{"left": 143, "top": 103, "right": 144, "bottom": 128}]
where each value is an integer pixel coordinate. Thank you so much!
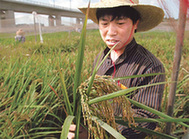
[
  {"left": 15, "top": 29, "right": 25, "bottom": 43},
  {"left": 68, "top": 0, "right": 165, "bottom": 138}
]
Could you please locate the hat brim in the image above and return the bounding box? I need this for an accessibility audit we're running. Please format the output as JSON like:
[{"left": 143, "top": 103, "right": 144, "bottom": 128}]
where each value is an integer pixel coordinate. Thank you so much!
[{"left": 79, "top": 4, "right": 164, "bottom": 32}]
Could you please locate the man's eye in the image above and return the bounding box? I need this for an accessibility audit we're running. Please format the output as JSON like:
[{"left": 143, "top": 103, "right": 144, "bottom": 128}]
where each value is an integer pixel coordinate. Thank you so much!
[
  {"left": 117, "top": 22, "right": 124, "bottom": 25},
  {"left": 101, "top": 23, "right": 108, "bottom": 26}
]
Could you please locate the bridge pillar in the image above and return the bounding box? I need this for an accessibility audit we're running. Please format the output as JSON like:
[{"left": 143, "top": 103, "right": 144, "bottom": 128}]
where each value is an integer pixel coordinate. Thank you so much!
[
  {"left": 56, "top": 15, "right": 61, "bottom": 26},
  {"left": 0, "top": 11, "right": 3, "bottom": 28},
  {"left": 48, "top": 15, "right": 55, "bottom": 26},
  {"left": 81, "top": 18, "right": 85, "bottom": 24},
  {"left": 76, "top": 18, "right": 80, "bottom": 25},
  {"left": 4, "top": 10, "right": 15, "bottom": 27}
]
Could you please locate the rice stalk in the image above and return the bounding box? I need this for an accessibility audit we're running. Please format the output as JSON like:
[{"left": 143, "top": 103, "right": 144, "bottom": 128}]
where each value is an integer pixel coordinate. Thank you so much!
[{"left": 79, "top": 75, "right": 135, "bottom": 139}]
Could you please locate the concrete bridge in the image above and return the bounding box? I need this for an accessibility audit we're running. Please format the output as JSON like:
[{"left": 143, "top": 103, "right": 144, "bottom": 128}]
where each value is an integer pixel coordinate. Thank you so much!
[{"left": 0, "top": 0, "right": 85, "bottom": 28}]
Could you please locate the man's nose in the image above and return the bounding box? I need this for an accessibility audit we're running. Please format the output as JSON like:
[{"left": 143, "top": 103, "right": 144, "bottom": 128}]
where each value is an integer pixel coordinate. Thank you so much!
[{"left": 107, "top": 23, "right": 117, "bottom": 36}]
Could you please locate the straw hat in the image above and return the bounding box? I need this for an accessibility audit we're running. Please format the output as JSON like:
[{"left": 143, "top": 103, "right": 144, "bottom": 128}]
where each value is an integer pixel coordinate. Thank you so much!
[{"left": 79, "top": 0, "right": 164, "bottom": 32}]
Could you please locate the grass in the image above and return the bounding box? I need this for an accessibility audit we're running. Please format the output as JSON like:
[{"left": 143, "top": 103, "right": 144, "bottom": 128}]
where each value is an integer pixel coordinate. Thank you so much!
[{"left": 0, "top": 29, "right": 189, "bottom": 138}]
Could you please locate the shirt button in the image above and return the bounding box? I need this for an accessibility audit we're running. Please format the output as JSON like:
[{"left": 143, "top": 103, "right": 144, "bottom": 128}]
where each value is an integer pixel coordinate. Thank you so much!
[{"left": 107, "top": 60, "right": 111, "bottom": 65}]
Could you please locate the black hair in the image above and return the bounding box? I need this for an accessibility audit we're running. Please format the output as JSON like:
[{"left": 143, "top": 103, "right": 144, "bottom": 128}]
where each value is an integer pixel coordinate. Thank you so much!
[{"left": 96, "top": 6, "right": 141, "bottom": 25}]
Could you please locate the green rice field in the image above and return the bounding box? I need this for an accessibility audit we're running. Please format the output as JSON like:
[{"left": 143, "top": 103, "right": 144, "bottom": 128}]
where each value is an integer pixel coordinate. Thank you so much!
[{"left": 0, "top": 29, "right": 188, "bottom": 138}]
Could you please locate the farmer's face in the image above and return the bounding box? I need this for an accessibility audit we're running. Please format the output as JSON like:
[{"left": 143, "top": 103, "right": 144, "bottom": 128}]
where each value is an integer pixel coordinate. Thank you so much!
[{"left": 99, "top": 15, "right": 139, "bottom": 52}]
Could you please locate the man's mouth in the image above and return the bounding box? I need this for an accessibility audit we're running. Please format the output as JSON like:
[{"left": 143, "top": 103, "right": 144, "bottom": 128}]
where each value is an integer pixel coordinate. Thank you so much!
[{"left": 106, "top": 39, "right": 119, "bottom": 46}]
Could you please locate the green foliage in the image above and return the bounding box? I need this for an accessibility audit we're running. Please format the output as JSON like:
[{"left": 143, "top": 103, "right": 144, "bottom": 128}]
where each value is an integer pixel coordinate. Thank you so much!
[
  {"left": 61, "top": 115, "right": 75, "bottom": 139},
  {"left": 0, "top": 30, "right": 188, "bottom": 138}
]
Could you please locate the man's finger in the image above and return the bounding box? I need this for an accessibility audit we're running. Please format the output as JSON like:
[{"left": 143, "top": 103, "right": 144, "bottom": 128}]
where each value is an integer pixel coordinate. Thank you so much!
[
  {"left": 69, "top": 124, "right": 76, "bottom": 132},
  {"left": 67, "top": 132, "right": 75, "bottom": 139}
]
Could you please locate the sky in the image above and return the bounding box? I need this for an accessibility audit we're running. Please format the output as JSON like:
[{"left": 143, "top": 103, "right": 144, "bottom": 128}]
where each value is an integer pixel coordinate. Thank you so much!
[{"left": 14, "top": 0, "right": 179, "bottom": 26}]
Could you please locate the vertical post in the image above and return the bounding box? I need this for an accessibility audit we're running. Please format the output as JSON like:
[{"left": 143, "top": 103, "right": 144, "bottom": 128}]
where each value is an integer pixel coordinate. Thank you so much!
[
  {"left": 38, "top": 22, "right": 43, "bottom": 43},
  {"left": 69, "top": 0, "right": 72, "bottom": 34},
  {"left": 70, "top": 0, "right": 71, "bottom": 25},
  {"left": 32, "top": 11, "right": 37, "bottom": 42},
  {"left": 165, "top": 0, "right": 187, "bottom": 134},
  {"left": 0, "top": 12, "right": 2, "bottom": 29}
]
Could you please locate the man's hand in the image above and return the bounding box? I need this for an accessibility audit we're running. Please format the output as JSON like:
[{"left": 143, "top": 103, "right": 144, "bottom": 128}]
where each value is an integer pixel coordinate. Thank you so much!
[
  {"left": 67, "top": 124, "right": 76, "bottom": 139},
  {"left": 67, "top": 124, "right": 88, "bottom": 139}
]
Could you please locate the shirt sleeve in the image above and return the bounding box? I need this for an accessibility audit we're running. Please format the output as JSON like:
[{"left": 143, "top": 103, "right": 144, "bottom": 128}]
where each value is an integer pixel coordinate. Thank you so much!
[{"left": 118, "top": 64, "right": 165, "bottom": 138}]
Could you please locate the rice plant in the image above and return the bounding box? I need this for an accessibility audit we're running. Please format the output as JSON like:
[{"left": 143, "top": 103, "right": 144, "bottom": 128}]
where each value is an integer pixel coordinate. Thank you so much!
[{"left": 0, "top": 23, "right": 188, "bottom": 139}]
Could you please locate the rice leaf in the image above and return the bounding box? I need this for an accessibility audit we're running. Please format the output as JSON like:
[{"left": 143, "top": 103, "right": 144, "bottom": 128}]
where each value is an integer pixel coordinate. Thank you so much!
[
  {"left": 15, "top": 130, "right": 61, "bottom": 139},
  {"left": 88, "top": 81, "right": 167, "bottom": 105},
  {"left": 86, "top": 51, "right": 102, "bottom": 96},
  {"left": 58, "top": 65, "right": 73, "bottom": 115},
  {"left": 116, "top": 117, "right": 189, "bottom": 123},
  {"left": 60, "top": 115, "right": 75, "bottom": 139},
  {"left": 86, "top": 34, "right": 120, "bottom": 97},
  {"left": 75, "top": 101, "right": 82, "bottom": 139},
  {"left": 128, "top": 98, "right": 189, "bottom": 128},
  {"left": 92, "top": 116, "right": 126, "bottom": 139},
  {"left": 73, "top": 1, "right": 91, "bottom": 139},
  {"left": 114, "top": 73, "right": 165, "bottom": 81},
  {"left": 88, "top": 87, "right": 137, "bottom": 105},
  {"left": 116, "top": 119, "right": 177, "bottom": 139},
  {"left": 72, "top": 2, "right": 89, "bottom": 110},
  {"left": 3, "top": 59, "right": 18, "bottom": 87}
]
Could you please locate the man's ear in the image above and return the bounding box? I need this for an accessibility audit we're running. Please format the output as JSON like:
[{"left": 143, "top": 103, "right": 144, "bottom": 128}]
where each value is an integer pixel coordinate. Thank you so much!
[
  {"left": 134, "top": 20, "right": 139, "bottom": 30},
  {"left": 134, "top": 20, "right": 139, "bottom": 33}
]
